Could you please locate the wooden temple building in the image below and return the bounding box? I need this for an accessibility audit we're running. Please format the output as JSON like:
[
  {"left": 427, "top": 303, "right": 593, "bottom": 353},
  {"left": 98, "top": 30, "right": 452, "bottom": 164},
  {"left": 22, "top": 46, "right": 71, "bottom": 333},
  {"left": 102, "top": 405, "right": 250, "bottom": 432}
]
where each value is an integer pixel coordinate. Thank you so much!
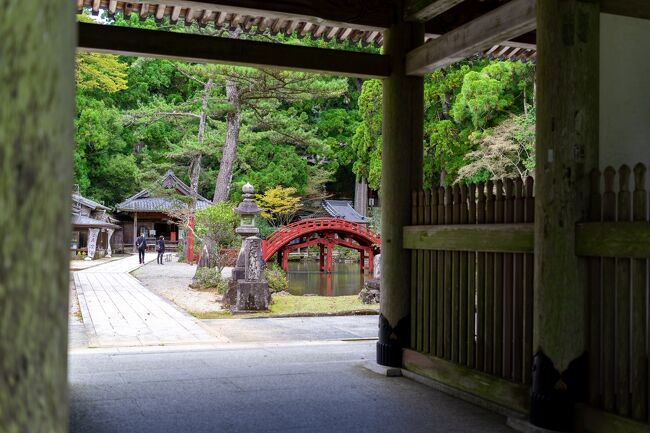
[
  {"left": 3, "top": 1, "right": 650, "bottom": 432},
  {"left": 71, "top": 191, "right": 121, "bottom": 259},
  {"left": 116, "top": 170, "right": 211, "bottom": 252}
]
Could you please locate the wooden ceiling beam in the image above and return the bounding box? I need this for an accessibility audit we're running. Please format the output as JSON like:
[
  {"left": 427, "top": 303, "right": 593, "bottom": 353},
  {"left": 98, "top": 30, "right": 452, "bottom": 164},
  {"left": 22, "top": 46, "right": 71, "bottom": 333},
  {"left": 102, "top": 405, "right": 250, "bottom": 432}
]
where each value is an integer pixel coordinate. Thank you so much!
[
  {"left": 601, "top": 0, "right": 650, "bottom": 21},
  {"left": 405, "top": 0, "right": 466, "bottom": 22},
  {"left": 406, "top": 0, "right": 536, "bottom": 75},
  {"left": 77, "top": 22, "right": 391, "bottom": 79},
  {"left": 124, "top": 0, "right": 393, "bottom": 30}
]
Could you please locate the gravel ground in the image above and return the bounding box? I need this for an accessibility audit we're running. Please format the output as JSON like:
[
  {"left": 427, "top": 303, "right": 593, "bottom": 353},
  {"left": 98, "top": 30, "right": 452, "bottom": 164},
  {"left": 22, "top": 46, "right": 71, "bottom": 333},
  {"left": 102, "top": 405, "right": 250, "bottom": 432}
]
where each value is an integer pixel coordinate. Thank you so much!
[{"left": 132, "top": 255, "right": 224, "bottom": 315}]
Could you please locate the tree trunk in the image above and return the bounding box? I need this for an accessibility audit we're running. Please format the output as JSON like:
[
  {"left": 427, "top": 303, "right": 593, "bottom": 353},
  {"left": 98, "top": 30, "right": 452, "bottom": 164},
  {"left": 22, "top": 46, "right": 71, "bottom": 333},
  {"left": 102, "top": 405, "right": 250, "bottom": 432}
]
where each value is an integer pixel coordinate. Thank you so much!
[
  {"left": 189, "top": 78, "right": 213, "bottom": 209},
  {"left": 213, "top": 78, "right": 241, "bottom": 202},
  {"left": 1, "top": 1, "right": 75, "bottom": 431}
]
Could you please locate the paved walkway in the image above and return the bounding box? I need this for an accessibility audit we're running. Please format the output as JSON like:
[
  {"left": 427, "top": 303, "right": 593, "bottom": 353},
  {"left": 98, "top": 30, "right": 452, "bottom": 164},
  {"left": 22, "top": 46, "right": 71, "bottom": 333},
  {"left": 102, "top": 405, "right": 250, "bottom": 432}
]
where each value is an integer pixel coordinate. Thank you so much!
[
  {"left": 69, "top": 342, "right": 515, "bottom": 433},
  {"left": 74, "top": 254, "right": 221, "bottom": 348}
]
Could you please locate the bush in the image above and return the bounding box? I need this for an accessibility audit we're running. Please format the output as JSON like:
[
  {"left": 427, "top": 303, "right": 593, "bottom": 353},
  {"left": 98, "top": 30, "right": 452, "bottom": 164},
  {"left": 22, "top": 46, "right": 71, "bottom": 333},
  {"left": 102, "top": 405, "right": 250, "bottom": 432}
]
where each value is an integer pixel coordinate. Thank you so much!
[
  {"left": 193, "top": 267, "right": 228, "bottom": 294},
  {"left": 263, "top": 263, "right": 288, "bottom": 294}
]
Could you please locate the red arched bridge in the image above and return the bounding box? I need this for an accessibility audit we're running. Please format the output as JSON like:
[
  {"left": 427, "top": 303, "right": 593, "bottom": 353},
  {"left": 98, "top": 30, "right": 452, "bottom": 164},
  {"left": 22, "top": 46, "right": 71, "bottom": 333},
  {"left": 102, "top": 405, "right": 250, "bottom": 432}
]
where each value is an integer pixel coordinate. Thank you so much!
[{"left": 261, "top": 218, "right": 380, "bottom": 274}]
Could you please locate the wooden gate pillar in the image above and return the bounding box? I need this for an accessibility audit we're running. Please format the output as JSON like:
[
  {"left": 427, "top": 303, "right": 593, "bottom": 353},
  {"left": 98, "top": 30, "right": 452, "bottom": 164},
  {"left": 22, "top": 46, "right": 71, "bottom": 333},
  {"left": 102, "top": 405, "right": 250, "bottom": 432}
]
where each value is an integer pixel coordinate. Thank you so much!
[
  {"left": 378, "top": 18, "right": 425, "bottom": 367},
  {"left": 533, "top": 0, "right": 599, "bottom": 429},
  {"left": 0, "top": 1, "right": 76, "bottom": 431}
]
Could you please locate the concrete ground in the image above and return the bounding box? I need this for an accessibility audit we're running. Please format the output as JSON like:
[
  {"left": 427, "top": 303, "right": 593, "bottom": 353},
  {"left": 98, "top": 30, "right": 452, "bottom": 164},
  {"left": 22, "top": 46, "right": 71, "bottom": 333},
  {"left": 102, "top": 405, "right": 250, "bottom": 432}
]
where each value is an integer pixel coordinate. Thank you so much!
[
  {"left": 203, "top": 315, "right": 379, "bottom": 343},
  {"left": 69, "top": 342, "right": 514, "bottom": 433}
]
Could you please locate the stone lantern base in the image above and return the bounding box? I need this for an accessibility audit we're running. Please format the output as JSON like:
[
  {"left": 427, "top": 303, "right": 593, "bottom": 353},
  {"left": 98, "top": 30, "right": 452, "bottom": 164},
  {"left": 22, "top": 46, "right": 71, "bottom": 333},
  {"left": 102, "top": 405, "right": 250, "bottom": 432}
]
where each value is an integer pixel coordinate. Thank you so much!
[{"left": 223, "top": 236, "right": 270, "bottom": 312}]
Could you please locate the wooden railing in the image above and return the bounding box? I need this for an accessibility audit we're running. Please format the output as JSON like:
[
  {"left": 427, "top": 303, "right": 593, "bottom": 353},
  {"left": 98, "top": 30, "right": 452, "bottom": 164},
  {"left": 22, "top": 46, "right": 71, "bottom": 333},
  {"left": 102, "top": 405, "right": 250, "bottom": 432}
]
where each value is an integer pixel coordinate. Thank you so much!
[
  {"left": 582, "top": 164, "right": 650, "bottom": 423},
  {"left": 404, "top": 178, "right": 535, "bottom": 413}
]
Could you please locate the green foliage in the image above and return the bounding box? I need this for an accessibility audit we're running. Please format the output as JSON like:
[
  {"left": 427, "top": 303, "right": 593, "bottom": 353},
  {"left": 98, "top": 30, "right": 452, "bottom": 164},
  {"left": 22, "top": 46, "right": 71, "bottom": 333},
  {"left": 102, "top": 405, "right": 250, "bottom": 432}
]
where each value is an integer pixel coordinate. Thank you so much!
[
  {"left": 195, "top": 202, "right": 239, "bottom": 248},
  {"left": 263, "top": 263, "right": 289, "bottom": 294},
  {"left": 351, "top": 79, "right": 383, "bottom": 190},
  {"left": 352, "top": 59, "right": 535, "bottom": 189},
  {"left": 193, "top": 267, "right": 228, "bottom": 293}
]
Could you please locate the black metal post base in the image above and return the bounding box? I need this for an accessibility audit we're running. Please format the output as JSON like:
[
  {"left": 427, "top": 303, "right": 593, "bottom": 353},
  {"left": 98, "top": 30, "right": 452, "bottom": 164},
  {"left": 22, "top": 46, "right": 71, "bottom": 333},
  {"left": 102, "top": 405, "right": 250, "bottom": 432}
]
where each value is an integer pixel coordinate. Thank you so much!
[
  {"left": 376, "top": 313, "right": 409, "bottom": 367},
  {"left": 530, "top": 350, "right": 587, "bottom": 432},
  {"left": 376, "top": 341, "right": 402, "bottom": 367}
]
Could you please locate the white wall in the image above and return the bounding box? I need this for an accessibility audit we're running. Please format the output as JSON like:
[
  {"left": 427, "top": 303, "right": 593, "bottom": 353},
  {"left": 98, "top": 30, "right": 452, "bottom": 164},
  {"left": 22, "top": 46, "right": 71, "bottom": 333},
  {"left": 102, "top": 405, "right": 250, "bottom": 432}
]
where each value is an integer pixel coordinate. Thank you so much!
[{"left": 600, "top": 13, "right": 650, "bottom": 180}]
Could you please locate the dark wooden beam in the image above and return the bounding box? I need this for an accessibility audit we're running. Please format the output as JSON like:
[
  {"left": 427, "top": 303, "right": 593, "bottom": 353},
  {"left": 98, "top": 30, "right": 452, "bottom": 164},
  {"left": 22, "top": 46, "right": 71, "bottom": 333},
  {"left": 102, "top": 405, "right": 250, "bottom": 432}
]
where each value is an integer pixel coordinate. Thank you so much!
[
  {"left": 406, "top": 0, "right": 536, "bottom": 75},
  {"left": 77, "top": 23, "right": 391, "bottom": 78},
  {"left": 123, "top": 0, "right": 394, "bottom": 30},
  {"left": 601, "top": 0, "right": 650, "bottom": 21},
  {"left": 404, "top": 0, "right": 465, "bottom": 22},
  {"left": 424, "top": 0, "right": 512, "bottom": 35},
  {"left": 403, "top": 224, "right": 535, "bottom": 253}
]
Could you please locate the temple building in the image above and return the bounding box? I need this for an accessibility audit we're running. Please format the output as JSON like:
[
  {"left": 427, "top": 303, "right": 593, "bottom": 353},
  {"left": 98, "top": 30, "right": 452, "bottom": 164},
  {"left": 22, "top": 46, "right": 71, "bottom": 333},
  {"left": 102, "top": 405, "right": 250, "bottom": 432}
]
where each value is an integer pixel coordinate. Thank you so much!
[
  {"left": 71, "top": 192, "right": 121, "bottom": 259},
  {"left": 116, "top": 170, "right": 211, "bottom": 252}
]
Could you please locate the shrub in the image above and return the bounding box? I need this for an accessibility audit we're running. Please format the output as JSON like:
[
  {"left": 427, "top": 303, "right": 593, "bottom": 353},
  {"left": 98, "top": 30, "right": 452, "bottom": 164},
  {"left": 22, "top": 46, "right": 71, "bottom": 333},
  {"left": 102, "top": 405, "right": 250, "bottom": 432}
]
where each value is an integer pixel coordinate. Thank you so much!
[
  {"left": 193, "top": 267, "right": 228, "bottom": 294},
  {"left": 263, "top": 263, "right": 288, "bottom": 294}
]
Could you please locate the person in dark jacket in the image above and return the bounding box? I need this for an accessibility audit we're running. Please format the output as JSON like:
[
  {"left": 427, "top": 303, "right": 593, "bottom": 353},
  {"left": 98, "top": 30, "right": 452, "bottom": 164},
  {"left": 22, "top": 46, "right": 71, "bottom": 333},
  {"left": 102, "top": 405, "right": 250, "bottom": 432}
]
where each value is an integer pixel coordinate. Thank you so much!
[
  {"left": 136, "top": 232, "right": 147, "bottom": 264},
  {"left": 156, "top": 235, "right": 166, "bottom": 265}
]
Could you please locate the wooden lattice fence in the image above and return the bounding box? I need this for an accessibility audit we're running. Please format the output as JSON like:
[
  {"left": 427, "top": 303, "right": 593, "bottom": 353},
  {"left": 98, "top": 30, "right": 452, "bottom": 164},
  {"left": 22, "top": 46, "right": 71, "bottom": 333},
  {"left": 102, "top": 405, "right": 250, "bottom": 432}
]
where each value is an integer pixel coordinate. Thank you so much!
[
  {"left": 406, "top": 178, "right": 535, "bottom": 385},
  {"left": 583, "top": 164, "right": 650, "bottom": 422}
]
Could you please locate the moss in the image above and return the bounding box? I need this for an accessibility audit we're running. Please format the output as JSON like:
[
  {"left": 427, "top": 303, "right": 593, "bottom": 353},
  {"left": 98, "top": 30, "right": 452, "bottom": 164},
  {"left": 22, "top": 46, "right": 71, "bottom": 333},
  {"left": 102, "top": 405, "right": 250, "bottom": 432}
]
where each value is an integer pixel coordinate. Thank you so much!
[{"left": 190, "top": 294, "right": 379, "bottom": 319}]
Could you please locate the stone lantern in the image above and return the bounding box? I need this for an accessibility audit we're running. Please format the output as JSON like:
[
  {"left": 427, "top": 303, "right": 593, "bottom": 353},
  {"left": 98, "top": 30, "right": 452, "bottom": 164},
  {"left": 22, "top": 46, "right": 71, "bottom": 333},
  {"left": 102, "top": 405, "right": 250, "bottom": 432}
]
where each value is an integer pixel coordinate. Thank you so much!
[
  {"left": 233, "top": 182, "right": 261, "bottom": 240},
  {"left": 225, "top": 182, "right": 270, "bottom": 312}
]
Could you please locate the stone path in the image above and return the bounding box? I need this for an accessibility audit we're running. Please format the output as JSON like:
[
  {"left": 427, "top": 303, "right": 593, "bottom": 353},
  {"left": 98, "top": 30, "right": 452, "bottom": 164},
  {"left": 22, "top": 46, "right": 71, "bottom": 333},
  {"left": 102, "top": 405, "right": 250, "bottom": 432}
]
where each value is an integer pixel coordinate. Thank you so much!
[{"left": 74, "top": 254, "right": 222, "bottom": 348}]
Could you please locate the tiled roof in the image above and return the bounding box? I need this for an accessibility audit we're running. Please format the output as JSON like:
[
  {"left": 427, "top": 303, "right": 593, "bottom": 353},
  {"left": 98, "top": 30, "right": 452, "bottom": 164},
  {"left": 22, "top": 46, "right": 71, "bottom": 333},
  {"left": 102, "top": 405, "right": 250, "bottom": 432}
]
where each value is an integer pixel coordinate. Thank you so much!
[
  {"left": 322, "top": 200, "right": 368, "bottom": 224},
  {"left": 72, "top": 214, "right": 120, "bottom": 229},
  {"left": 72, "top": 193, "right": 110, "bottom": 211},
  {"left": 78, "top": 1, "right": 535, "bottom": 61},
  {"left": 117, "top": 170, "right": 212, "bottom": 213}
]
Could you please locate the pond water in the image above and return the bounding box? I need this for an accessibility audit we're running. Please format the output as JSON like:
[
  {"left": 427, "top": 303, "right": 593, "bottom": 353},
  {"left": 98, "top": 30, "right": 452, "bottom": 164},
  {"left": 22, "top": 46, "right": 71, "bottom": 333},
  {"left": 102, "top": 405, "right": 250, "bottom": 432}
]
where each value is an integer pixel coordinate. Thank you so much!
[{"left": 287, "top": 261, "right": 369, "bottom": 296}]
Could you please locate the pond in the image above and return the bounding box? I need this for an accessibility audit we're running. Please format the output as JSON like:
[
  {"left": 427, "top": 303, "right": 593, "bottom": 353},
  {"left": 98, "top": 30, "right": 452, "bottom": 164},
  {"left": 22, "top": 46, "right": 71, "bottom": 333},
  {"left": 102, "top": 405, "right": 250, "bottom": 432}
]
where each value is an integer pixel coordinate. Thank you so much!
[{"left": 287, "top": 260, "right": 369, "bottom": 296}]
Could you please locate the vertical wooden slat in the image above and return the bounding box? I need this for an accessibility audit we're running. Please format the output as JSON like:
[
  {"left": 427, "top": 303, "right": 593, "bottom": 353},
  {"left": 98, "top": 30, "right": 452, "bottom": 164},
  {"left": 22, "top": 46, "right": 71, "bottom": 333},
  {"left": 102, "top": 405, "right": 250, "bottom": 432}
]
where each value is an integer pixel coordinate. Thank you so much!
[
  {"left": 468, "top": 184, "right": 477, "bottom": 369},
  {"left": 493, "top": 180, "right": 504, "bottom": 378},
  {"left": 631, "top": 163, "right": 648, "bottom": 421},
  {"left": 416, "top": 190, "right": 425, "bottom": 352},
  {"left": 485, "top": 180, "right": 495, "bottom": 374},
  {"left": 588, "top": 169, "right": 603, "bottom": 406},
  {"left": 513, "top": 178, "right": 524, "bottom": 382},
  {"left": 410, "top": 190, "right": 418, "bottom": 350},
  {"left": 422, "top": 190, "right": 432, "bottom": 354},
  {"left": 436, "top": 187, "right": 445, "bottom": 357},
  {"left": 451, "top": 185, "right": 461, "bottom": 363},
  {"left": 615, "top": 166, "right": 632, "bottom": 417},
  {"left": 602, "top": 166, "right": 617, "bottom": 411},
  {"left": 430, "top": 188, "right": 439, "bottom": 354},
  {"left": 444, "top": 186, "right": 453, "bottom": 359},
  {"left": 476, "top": 183, "right": 486, "bottom": 371},
  {"left": 459, "top": 185, "right": 469, "bottom": 365},
  {"left": 503, "top": 179, "right": 514, "bottom": 380},
  {"left": 523, "top": 176, "right": 534, "bottom": 384}
]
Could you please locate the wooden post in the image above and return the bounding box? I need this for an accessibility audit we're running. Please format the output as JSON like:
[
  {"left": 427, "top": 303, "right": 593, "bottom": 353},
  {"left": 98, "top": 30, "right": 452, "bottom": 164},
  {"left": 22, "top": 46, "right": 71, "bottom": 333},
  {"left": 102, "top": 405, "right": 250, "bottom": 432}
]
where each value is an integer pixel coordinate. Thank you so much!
[
  {"left": 368, "top": 249, "right": 374, "bottom": 275},
  {"left": 281, "top": 248, "right": 289, "bottom": 272},
  {"left": 360, "top": 250, "right": 365, "bottom": 273},
  {"left": 532, "top": 0, "right": 599, "bottom": 429},
  {"left": 133, "top": 212, "right": 138, "bottom": 253},
  {"left": 325, "top": 242, "right": 333, "bottom": 273},
  {"left": 319, "top": 243, "right": 325, "bottom": 272},
  {"left": 378, "top": 17, "right": 425, "bottom": 367},
  {"left": 0, "top": 1, "right": 75, "bottom": 431}
]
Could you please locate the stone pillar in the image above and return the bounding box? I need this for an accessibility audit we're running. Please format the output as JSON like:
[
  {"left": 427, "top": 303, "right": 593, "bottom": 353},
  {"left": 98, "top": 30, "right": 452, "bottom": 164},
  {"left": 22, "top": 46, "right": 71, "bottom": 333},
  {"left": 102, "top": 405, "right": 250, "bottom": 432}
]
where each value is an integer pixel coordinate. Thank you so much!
[
  {"left": 0, "top": 1, "right": 75, "bottom": 431},
  {"left": 377, "top": 19, "right": 424, "bottom": 367},
  {"left": 354, "top": 177, "right": 368, "bottom": 217},
  {"left": 106, "top": 228, "right": 114, "bottom": 258},
  {"left": 532, "top": 0, "right": 599, "bottom": 430}
]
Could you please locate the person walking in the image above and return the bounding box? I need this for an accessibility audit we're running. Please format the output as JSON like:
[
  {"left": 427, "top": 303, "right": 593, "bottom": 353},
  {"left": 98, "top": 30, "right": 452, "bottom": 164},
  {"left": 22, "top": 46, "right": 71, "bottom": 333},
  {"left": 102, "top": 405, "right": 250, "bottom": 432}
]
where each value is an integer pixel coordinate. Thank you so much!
[
  {"left": 136, "top": 232, "right": 147, "bottom": 264},
  {"left": 156, "top": 235, "right": 166, "bottom": 265}
]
